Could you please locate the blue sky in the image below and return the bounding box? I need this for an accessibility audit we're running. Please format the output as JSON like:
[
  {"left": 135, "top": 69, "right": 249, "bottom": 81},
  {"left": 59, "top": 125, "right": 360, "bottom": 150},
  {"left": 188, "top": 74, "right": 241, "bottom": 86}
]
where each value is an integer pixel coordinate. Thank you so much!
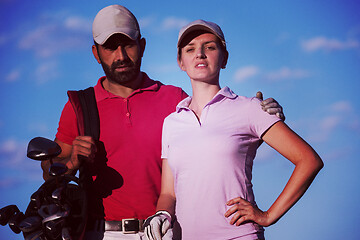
[{"left": 1, "top": 0, "right": 359, "bottom": 239}]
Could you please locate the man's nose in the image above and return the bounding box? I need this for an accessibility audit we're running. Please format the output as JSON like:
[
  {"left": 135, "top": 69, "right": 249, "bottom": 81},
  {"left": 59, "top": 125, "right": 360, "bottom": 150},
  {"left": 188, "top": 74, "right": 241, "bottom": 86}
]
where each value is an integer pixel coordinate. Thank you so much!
[{"left": 114, "top": 46, "right": 128, "bottom": 61}]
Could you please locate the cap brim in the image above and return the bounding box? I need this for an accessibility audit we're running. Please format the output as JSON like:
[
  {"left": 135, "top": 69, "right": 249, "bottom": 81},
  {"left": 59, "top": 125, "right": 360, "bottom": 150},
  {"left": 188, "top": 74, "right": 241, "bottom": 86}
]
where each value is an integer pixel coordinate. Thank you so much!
[
  {"left": 94, "top": 29, "right": 138, "bottom": 45},
  {"left": 177, "top": 24, "right": 225, "bottom": 48}
]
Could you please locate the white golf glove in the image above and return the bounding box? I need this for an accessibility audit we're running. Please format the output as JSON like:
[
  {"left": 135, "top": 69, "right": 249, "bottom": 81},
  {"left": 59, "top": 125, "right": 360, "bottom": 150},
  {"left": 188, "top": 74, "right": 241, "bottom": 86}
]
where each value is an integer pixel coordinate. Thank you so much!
[
  {"left": 256, "top": 91, "right": 285, "bottom": 121},
  {"left": 143, "top": 211, "right": 172, "bottom": 240}
]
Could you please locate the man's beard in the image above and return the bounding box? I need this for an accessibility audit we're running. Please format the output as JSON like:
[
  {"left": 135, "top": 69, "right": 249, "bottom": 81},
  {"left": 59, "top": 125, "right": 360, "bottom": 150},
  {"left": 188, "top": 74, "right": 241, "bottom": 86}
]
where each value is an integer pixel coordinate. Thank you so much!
[{"left": 100, "top": 58, "right": 141, "bottom": 85}]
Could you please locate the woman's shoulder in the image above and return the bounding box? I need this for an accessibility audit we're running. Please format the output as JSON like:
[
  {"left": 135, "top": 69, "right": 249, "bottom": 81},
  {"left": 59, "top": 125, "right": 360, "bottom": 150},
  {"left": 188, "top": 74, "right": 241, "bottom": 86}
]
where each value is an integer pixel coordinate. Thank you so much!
[
  {"left": 223, "top": 87, "right": 261, "bottom": 105},
  {"left": 232, "top": 95, "right": 262, "bottom": 110}
]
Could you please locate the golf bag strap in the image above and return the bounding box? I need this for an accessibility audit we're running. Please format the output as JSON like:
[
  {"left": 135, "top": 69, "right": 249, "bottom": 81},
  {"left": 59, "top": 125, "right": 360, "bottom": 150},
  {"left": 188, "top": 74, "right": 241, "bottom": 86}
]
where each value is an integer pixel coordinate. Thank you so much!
[
  {"left": 67, "top": 87, "right": 100, "bottom": 139},
  {"left": 67, "top": 87, "right": 100, "bottom": 190}
]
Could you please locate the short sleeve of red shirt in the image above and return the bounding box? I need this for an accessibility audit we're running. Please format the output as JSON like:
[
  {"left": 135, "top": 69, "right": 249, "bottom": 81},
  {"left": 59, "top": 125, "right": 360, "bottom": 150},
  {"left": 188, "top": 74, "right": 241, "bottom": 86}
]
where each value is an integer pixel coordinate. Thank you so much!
[{"left": 55, "top": 100, "right": 78, "bottom": 146}]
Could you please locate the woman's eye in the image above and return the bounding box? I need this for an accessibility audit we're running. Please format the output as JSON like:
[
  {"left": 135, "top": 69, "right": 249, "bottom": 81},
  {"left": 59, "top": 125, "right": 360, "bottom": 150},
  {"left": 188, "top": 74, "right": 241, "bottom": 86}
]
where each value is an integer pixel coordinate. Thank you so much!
[{"left": 185, "top": 48, "right": 194, "bottom": 52}]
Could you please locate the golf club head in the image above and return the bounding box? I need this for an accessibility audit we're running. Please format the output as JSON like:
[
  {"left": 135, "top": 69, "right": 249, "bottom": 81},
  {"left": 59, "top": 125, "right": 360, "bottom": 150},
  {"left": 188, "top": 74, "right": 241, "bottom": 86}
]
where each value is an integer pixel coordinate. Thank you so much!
[
  {"left": 42, "top": 208, "right": 70, "bottom": 223},
  {"left": 62, "top": 227, "right": 72, "bottom": 240},
  {"left": 0, "top": 205, "right": 19, "bottom": 226},
  {"left": 8, "top": 211, "right": 25, "bottom": 234},
  {"left": 44, "top": 219, "right": 65, "bottom": 240},
  {"left": 30, "top": 188, "right": 45, "bottom": 210},
  {"left": 18, "top": 215, "right": 42, "bottom": 233},
  {"left": 52, "top": 186, "right": 65, "bottom": 202},
  {"left": 24, "top": 229, "right": 46, "bottom": 240},
  {"left": 27, "top": 137, "right": 61, "bottom": 161},
  {"left": 49, "top": 163, "right": 68, "bottom": 177},
  {"left": 38, "top": 204, "right": 60, "bottom": 219}
]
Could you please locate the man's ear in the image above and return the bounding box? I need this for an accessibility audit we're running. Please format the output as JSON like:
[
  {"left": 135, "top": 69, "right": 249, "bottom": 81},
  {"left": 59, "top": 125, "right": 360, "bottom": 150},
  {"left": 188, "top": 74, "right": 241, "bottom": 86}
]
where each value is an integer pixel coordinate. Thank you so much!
[
  {"left": 92, "top": 45, "right": 101, "bottom": 64},
  {"left": 139, "top": 38, "right": 146, "bottom": 57}
]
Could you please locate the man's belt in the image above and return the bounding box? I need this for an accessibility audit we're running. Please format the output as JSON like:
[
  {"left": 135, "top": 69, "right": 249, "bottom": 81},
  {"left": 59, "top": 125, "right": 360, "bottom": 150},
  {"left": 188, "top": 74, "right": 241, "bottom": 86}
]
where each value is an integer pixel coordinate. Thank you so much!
[{"left": 105, "top": 219, "right": 144, "bottom": 234}]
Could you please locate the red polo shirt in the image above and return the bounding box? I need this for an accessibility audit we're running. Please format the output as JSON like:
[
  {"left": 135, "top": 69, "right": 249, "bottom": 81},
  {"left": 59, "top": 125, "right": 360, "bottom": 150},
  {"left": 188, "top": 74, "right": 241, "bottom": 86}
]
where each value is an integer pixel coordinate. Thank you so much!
[{"left": 56, "top": 72, "right": 187, "bottom": 220}]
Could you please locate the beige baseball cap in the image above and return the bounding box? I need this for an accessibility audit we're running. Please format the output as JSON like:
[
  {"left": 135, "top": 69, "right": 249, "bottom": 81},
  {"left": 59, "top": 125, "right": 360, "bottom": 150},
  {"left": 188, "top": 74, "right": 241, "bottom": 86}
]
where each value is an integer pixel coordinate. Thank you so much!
[
  {"left": 177, "top": 19, "right": 226, "bottom": 48},
  {"left": 92, "top": 5, "right": 140, "bottom": 45}
]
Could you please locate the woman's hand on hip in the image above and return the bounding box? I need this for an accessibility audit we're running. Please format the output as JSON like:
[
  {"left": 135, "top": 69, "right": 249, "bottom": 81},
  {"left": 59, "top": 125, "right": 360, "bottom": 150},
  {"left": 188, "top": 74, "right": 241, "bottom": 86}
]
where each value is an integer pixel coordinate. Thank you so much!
[{"left": 225, "top": 197, "right": 271, "bottom": 227}]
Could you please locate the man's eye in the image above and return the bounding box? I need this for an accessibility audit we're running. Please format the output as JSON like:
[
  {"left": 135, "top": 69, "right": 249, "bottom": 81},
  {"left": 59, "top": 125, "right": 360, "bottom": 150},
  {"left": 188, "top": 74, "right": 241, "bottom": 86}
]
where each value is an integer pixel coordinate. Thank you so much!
[
  {"left": 185, "top": 48, "right": 194, "bottom": 52},
  {"left": 125, "top": 44, "right": 136, "bottom": 49},
  {"left": 103, "top": 44, "right": 118, "bottom": 51}
]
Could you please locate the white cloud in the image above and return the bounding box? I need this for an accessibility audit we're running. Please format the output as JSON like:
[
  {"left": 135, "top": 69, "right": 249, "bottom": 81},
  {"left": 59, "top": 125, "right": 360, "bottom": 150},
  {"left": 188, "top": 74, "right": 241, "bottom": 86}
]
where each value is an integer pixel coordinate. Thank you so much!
[
  {"left": 329, "top": 101, "right": 359, "bottom": 133},
  {"left": 321, "top": 116, "right": 341, "bottom": 132},
  {"left": 18, "top": 14, "right": 91, "bottom": 58},
  {"left": 265, "top": 67, "right": 309, "bottom": 81},
  {"left": 302, "top": 115, "right": 340, "bottom": 143},
  {"left": 330, "top": 101, "right": 353, "bottom": 113},
  {"left": 64, "top": 16, "right": 92, "bottom": 32},
  {"left": 275, "top": 32, "right": 291, "bottom": 44},
  {"left": 19, "top": 24, "right": 63, "bottom": 57},
  {"left": 234, "top": 65, "right": 259, "bottom": 82},
  {"left": 138, "top": 16, "right": 189, "bottom": 33},
  {"left": 139, "top": 16, "right": 156, "bottom": 29},
  {"left": 154, "top": 63, "right": 179, "bottom": 74},
  {"left": 301, "top": 37, "right": 360, "bottom": 52},
  {"left": 321, "top": 145, "right": 354, "bottom": 162},
  {"left": 0, "top": 34, "right": 8, "bottom": 45},
  {"left": 0, "top": 139, "right": 27, "bottom": 166},
  {"left": 302, "top": 100, "right": 359, "bottom": 143},
  {"left": 161, "top": 17, "right": 189, "bottom": 31},
  {"left": 0, "top": 138, "right": 43, "bottom": 185},
  {"left": 35, "top": 61, "right": 59, "bottom": 84},
  {"left": 1, "top": 139, "right": 18, "bottom": 153},
  {"left": 28, "top": 122, "right": 50, "bottom": 135},
  {"left": 0, "top": 178, "right": 19, "bottom": 188},
  {"left": 350, "top": 118, "right": 360, "bottom": 132},
  {"left": 233, "top": 66, "right": 309, "bottom": 83},
  {"left": 5, "top": 69, "right": 21, "bottom": 82}
]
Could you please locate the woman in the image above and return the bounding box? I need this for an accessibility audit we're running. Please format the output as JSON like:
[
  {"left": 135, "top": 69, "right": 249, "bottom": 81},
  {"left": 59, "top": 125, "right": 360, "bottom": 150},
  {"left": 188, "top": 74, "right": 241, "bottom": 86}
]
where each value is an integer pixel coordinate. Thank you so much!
[{"left": 144, "top": 20, "right": 323, "bottom": 240}]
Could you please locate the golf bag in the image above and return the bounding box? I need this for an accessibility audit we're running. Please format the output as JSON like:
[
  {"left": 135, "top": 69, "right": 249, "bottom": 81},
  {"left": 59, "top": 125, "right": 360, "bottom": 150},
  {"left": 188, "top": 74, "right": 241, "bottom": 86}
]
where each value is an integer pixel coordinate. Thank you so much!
[
  {"left": 22, "top": 161, "right": 88, "bottom": 240},
  {"left": 0, "top": 87, "right": 100, "bottom": 239},
  {"left": 0, "top": 137, "right": 88, "bottom": 240}
]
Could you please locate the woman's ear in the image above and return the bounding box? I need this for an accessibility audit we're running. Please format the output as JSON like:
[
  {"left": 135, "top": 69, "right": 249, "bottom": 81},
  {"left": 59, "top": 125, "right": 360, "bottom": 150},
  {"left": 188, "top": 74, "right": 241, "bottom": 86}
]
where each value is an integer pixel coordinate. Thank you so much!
[
  {"left": 221, "top": 50, "right": 229, "bottom": 69},
  {"left": 177, "top": 57, "right": 186, "bottom": 71}
]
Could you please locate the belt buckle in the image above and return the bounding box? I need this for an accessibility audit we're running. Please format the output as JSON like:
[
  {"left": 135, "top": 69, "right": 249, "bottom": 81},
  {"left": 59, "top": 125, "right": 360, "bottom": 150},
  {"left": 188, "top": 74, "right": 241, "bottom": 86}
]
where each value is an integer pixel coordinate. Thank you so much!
[{"left": 122, "top": 218, "right": 139, "bottom": 234}]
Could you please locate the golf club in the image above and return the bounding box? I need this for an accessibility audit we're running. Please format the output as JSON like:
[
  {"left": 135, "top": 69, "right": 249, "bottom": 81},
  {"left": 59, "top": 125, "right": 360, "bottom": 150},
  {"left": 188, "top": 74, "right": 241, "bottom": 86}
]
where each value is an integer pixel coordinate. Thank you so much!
[{"left": 0, "top": 205, "right": 19, "bottom": 226}]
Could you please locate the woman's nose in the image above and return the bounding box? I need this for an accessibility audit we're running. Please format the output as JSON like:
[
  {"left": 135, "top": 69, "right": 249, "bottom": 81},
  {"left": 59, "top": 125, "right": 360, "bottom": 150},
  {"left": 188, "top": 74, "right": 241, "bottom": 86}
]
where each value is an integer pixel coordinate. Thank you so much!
[{"left": 195, "top": 47, "right": 206, "bottom": 59}]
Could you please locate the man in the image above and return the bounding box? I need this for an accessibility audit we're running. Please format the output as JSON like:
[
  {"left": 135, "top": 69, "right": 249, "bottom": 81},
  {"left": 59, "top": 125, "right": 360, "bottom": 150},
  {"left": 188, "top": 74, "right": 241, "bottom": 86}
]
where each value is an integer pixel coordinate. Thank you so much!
[{"left": 41, "top": 5, "right": 284, "bottom": 240}]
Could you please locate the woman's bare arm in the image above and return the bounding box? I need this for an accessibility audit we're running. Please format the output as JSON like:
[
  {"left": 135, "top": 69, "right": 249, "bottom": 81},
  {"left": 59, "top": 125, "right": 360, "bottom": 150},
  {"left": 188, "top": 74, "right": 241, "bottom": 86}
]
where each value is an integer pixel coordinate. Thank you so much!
[
  {"left": 156, "top": 158, "right": 176, "bottom": 218},
  {"left": 225, "top": 121, "right": 323, "bottom": 226}
]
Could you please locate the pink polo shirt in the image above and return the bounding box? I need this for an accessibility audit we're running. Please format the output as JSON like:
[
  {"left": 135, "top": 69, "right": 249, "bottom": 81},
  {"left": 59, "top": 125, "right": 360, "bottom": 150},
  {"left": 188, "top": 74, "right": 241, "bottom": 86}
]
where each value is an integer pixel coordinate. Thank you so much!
[
  {"left": 56, "top": 72, "right": 187, "bottom": 221},
  {"left": 162, "top": 87, "right": 281, "bottom": 239}
]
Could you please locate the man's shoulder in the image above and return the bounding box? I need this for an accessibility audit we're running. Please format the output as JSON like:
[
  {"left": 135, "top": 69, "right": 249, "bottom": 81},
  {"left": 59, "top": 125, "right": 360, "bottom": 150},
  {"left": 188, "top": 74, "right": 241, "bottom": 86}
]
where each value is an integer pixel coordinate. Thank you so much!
[
  {"left": 158, "top": 82, "right": 184, "bottom": 92},
  {"left": 147, "top": 79, "right": 187, "bottom": 98},
  {"left": 144, "top": 72, "right": 184, "bottom": 92},
  {"left": 158, "top": 84, "right": 188, "bottom": 104}
]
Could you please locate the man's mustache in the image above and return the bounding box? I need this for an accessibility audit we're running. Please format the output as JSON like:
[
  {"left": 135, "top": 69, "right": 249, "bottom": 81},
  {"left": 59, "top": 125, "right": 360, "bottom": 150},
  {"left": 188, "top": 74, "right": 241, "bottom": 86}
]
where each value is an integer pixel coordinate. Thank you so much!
[{"left": 111, "top": 60, "right": 134, "bottom": 70}]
